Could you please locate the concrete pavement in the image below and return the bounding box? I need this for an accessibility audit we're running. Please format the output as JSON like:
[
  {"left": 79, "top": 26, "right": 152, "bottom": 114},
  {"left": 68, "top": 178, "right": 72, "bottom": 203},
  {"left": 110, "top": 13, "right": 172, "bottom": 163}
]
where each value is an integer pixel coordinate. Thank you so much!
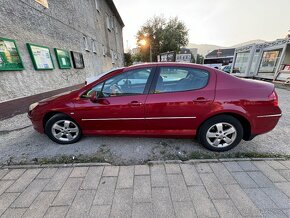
[{"left": 0, "top": 160, "right": 290, "bottom": 217}]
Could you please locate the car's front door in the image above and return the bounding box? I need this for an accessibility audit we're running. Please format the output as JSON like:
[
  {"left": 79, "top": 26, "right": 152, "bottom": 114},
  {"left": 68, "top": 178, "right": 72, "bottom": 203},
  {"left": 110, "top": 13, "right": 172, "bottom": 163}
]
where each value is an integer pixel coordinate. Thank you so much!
[
  {"left": 74, "top": 67, "right": 155, "bottom": 133},
  {"left": 144, "top": 66, "right": 216, "bottom": 136}
]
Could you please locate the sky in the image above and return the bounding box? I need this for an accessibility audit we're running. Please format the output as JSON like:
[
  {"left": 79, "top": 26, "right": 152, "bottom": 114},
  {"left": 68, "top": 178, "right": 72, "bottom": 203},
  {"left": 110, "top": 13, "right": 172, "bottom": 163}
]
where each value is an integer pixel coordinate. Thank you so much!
[{"left": 114, "top": 0, "right": 290, "bottom": 50}]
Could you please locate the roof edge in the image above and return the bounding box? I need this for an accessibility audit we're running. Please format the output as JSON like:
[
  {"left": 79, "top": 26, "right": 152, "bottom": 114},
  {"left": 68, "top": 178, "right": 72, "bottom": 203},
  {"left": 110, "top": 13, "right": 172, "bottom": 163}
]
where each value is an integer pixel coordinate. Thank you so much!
[{"left": 106, "top": 0, "right": 125, "bottom": 27}]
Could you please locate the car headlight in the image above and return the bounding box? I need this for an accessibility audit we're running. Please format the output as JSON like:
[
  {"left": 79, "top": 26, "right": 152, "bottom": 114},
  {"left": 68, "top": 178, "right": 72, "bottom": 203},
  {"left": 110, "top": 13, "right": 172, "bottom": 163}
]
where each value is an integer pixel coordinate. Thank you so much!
[{"left": 29, "top": 102, "right": 39, "bottom": 111}]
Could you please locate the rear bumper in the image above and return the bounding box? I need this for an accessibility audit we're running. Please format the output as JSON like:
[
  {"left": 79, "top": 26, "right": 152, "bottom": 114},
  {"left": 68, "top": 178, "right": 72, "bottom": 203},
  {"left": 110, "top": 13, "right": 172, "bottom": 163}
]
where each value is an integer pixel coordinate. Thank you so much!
[{"left": 251, "top": 112, "right": 281, "bottom": 137}]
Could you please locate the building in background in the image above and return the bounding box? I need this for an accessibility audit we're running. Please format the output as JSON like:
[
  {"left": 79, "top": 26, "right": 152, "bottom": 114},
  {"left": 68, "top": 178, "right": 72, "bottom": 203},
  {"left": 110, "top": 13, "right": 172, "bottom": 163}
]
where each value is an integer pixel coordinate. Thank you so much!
[
  {"left": 204, "top": 48, "right": 235, "bottom": 69},
  {"left": 0, "top": 0, "right": 124, "bottom": 103}
]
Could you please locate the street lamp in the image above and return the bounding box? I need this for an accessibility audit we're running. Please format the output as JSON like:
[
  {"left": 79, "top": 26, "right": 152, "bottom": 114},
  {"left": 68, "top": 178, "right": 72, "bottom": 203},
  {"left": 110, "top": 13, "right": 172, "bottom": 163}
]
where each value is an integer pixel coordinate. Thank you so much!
[{"left": 139, "top": 35, "right": 152, "bottom": 62}]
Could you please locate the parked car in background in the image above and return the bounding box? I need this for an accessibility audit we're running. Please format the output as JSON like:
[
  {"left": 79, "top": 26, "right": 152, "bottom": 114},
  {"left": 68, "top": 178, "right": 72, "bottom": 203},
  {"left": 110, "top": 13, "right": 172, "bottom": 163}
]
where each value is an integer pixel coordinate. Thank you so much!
[
  {"left": 221, "top": 65, "right": 232, "bottom": 73},
  {"left": 28, "top": 63, "right": 281, "bottom": 152}
]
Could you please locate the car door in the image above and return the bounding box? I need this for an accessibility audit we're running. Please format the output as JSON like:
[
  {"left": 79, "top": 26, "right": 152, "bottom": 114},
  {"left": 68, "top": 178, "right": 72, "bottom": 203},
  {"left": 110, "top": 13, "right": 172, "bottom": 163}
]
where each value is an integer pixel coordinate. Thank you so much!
[
  {"left": 144, "top": 65, "right": 216, "bottom": 135},
  {"left": 74, "top": 67, "right": 155, "bottom": 133}
]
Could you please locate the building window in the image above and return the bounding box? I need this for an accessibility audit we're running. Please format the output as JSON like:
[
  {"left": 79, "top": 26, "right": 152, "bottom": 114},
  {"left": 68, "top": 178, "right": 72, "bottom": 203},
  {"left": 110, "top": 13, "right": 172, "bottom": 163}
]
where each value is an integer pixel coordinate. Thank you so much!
[
  {"left": 102, "top": 45, "right": 106, "bottom": 56},
  {"left": 95, "top": 0, "right": 100, "bottom": 12},
  {"left": 111, "top": 50, "right": 115, "bottom": 64},
  {"left": 110, "top": 16, "right": 115, "bottom": 30},
  {"left": 92, "top": 40, "right": 96, "bottom": 54},
  {"left": 106, "top": 14, "right": 111, "bottom": 31},
  {"left": 83, "top": 36, "right": 89, "bottom": 51}
]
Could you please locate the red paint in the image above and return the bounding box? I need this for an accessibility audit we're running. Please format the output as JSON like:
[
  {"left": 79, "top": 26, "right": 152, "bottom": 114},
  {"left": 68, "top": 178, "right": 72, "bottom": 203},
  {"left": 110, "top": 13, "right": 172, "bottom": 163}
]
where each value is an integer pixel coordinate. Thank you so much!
[{"left": 28, "top": 63, "right": 282, "bottom": 140}]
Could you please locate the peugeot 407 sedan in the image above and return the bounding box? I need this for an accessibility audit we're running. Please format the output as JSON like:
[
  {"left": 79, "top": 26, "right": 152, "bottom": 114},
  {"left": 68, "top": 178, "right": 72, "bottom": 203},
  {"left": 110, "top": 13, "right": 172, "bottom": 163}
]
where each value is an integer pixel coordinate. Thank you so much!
[{"left": 28, "top": 63, "right": 282, "bottom": 152}]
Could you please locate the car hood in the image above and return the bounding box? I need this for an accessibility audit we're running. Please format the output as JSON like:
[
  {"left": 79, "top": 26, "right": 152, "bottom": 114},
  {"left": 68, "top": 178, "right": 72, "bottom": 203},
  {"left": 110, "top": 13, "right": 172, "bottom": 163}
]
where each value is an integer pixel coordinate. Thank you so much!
[{"left": 39, "top": 90, "right": 78, "bottom": 104}]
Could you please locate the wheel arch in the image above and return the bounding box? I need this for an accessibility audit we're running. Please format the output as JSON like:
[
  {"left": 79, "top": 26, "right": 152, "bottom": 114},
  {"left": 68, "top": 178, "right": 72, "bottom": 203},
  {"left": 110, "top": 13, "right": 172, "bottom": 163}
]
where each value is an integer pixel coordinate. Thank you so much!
[
  {"left": 197, "top": 112, "right": 251, "bottom": 141},
  {"left": 43, "top": 111, "right": 74, "bottom": 131}
]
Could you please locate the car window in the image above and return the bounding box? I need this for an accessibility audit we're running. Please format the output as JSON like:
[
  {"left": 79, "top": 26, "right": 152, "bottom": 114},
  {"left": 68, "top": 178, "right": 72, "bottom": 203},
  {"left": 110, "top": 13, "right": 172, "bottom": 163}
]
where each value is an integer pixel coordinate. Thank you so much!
[
  {"left": 155, "top": 67, "right": 209, "bottom": 93},
  {"left": 83, "top": 68, "right": 152, "bottom": 98},
  {"left": 102, "top": 68, "right": 152, "bottom": 97}
]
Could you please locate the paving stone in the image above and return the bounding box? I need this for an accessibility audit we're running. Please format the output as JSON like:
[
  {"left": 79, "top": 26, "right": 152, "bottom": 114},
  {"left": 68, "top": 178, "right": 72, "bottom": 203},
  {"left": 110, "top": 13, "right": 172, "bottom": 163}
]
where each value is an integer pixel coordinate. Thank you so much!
[
  {"left": 200, "top": 173, "right": 229, "bottom": 199},
  {"left": 152, "top": 187, "right": 171, "bottom": 202},
  {"left": 232, "top": 172, "right": 258, "bottom": 188},
  {"left": 261, "top": 209, "right": 288, "bottom": 218},
  {"left": 2, "top": 208, "right": 26, "bottom": 217},
  {"left": 110, "top": 188, "right": 133, "bottom": 218},
  {"left": 102, "top": 166, "right": 119, "bottom": 177},
  {"left": 280, "top": 160, "right": 290, "bottom": 169},
  {"left": 213, "top": 199, "right": 243, "bottom": 218},
  {"left": 66, "top": 190, "right": 96, "bottom": 218},
  {"left": 69, "top": 167, "right": 89, "bottom": 178},
  {"left": 253, "top": 161, "right": 287, "bottom": 183},
  {"left": 210, "top": 162, "right": 237, "bottom": 185},
  {"left": 81, "top": 166, "right": 103, "bottom": 190},
  {"left": 248, "top": 171, "right": 274, "bottom": 187},
  {"left": 152, "top": 199, "right": 175, "bottom": 218},
  {"left": 22, "top": 191, "right": 57, "bottom": 218},
  {"left": 165, "top": 164, "right": 181, "bottom": 174},
  {"left": 0, "top": 193, "right": 20, "bottom": 216},
  {"left": 44, "top": 206, "right": 69, "bottom": 218},
  {"left": 93, "top": 176, "right": 117, "bottom": 205},
  {"left": 44, "top": 167, "right": 73, "bottom": 191},
  {"left": 52, "top": 178, "right": 83, "bottom": 206},
  {"left": 195, "top": 163, "right": 212, "bottom": 173},
  {"left": 188, "top": 186, "right": 219, "bottom": 217},
  {"left": 167, "top": 174, "right": 191, "bottom": 202},
  {"left": 90, "top": 205, "right": 111, "bottom": 218},
  {"left": 6, "top": 168, "right": 41, "bottom": 192},
  {"left": 262, "top": 187, "right": 290, "bottom": 209},
  {"left": 237, "top": 161, "right": 259, "bottom": 171},
  {"left": 224, "top": 184, "right": 261, "bottom": 217},
  {"left": 132, "top": 202, "right": 153, "bottom": 218},
  {"left": 266, "top": 161, "right": 288, "bottom": 170},
  {"left": 275, "top": 182, "right": 290, "bottom": 198},
  {"left": 0, "top": 180, "right": 14, "bottom": 195},
  {"left": 117, "top": 166, "right": 134, "bottom": 188},
  {"left": 37, "top": 168, "right": 58, "bottom": 179},
  {"left": 134, "top": 165, "right": 150, "bottom": 175},
  {"left": 11, "top": 179, "right": 49, "bottom": 208},
  {"left": 133, "top": 175, "right": 151, "bottom": 202},
  {"left": 278, "top": 170, "right": 290, "bottom": 182},
  {"left": 283, "top": 209, "right": 290, "bottom": 217},
  {"left": 150, "top": 164, "right": 168, "bottom": 187},
  {"left": 0, "top": 169, "right": 9, "bottom": 179},
  {"left": 173, "top": 201, "right": 197, "bottom": 218},
  {"left": 223, "top": 161, "right": 243, "bottom": 172},
  {"left": 180, "top": 164, "right": 202, "bottom": 186},
  {"left": 2, "top": 169, "right": 25, "bottom": 180},
  {"left": 244, "top": 188, "right": 278, "bottom": 210}
]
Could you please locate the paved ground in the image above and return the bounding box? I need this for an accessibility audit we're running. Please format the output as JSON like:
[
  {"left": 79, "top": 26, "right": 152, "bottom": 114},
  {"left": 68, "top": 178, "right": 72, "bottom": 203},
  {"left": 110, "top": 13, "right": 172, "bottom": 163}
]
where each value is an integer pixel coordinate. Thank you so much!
[
  {"left": 0, "top": 160, "right": 290, "bottom": 217},
  {"left": 0, "top": 88, "right": 289, "bottom": 165}
]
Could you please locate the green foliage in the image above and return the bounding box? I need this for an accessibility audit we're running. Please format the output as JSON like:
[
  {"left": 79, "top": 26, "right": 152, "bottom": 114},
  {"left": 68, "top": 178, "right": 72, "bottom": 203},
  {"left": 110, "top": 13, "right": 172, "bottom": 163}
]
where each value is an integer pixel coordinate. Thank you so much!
[
  {"left": 124, "top": 53, "right": 132, "bottom": 66},
  {"left": 136, "top": 16, "right": 189, "bottom": 62}
]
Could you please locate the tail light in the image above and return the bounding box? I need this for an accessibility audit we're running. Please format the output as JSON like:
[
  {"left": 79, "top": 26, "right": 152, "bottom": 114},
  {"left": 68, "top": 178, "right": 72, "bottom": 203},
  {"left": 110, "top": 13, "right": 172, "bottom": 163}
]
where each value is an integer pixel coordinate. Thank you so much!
[{"left": 269, "top": 90, "right": 278, "bottom": 106}]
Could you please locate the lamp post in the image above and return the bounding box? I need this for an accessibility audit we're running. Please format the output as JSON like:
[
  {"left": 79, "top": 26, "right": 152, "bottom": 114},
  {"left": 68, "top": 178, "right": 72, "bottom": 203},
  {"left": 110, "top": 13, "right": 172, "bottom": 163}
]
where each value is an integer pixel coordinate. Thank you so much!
[{"left": 139, "top": 34, "right": 152, "bottom": 62}]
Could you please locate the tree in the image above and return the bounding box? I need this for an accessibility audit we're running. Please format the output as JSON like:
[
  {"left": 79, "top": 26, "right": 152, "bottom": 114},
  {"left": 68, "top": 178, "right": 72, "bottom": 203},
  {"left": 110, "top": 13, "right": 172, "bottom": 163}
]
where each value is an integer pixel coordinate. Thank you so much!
[
  {"left": 136, "top": 16, "right": 189, "bottom": 62},
  {"left": 124, "top": 53, "right": 132, "bottom": 66}
]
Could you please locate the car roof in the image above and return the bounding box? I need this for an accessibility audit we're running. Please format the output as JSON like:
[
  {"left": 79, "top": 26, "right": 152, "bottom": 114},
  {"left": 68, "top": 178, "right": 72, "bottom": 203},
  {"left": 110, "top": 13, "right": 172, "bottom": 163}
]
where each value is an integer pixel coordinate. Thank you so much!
[{"left": 125, "top": 62, "right": 211, "bottom": 71}]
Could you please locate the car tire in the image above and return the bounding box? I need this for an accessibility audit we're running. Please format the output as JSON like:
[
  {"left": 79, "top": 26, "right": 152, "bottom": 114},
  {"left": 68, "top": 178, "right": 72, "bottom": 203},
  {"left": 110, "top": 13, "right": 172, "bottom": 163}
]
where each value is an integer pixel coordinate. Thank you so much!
[
  {"left": 45, "top": 113, "right": 82, "bottom": 144},
  {"left": 198, "top": 115, "right": 243, "bottom": 152}
]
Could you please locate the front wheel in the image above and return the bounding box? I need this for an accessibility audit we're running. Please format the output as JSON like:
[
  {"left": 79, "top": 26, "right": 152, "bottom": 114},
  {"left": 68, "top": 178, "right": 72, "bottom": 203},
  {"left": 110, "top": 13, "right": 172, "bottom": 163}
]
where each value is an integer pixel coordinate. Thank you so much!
[
  {"left": 45, "top": 114, "right": 82, "bottom": 144},
  {"left": 198, "top": 115, "right": 243, "bottom": 152}
]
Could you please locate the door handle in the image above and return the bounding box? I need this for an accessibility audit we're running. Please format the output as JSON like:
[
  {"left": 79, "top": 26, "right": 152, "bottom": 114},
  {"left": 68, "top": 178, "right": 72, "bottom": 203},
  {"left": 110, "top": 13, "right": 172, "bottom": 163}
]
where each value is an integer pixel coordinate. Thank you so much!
[
  {"left": 129, "top": 101, "right": 142, "bottom": 106},
  {"left": 193, "top": 97, "right": 210, "bottom": 103}
]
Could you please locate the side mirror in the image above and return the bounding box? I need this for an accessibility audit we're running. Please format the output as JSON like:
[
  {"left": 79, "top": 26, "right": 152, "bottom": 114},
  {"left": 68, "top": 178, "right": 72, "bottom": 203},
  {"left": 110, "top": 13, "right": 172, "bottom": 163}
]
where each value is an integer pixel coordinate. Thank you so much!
[{"left": 90, "top": 90, "right": 99, "bottom": 103}]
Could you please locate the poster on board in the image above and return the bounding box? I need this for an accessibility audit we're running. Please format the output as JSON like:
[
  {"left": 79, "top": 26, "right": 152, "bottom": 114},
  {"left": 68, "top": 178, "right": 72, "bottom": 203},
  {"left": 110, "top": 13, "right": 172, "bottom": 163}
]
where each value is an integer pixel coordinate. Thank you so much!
[
  {"left": 71, "top": 51, "right": 85, "bottom": 69},
  {"left": 0, "top": 38, "right": 24, "bottom": 71},
  {"left": 54, "top": 48, "right": 72, "bottom": 69},
  {"left": 27, "top": 43, "right": 54, "bottom": 70}
]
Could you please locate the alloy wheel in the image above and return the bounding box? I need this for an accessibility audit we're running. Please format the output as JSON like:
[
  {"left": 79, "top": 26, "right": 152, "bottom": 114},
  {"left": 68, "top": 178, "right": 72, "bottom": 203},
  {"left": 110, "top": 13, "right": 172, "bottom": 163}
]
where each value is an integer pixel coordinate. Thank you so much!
[{"left": 51, "top": 120, "right": 79, "bottom": 142}]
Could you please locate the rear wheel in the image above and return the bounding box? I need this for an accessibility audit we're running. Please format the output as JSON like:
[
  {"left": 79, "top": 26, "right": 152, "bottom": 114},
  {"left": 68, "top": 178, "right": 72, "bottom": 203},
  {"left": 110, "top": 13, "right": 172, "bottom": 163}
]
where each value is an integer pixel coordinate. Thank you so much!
[
  {"left": 45, "top": 114, "right": 82, "bottom": 144},
  {"left": 198, "top": 115, "right": 243, "bottom": 152}
]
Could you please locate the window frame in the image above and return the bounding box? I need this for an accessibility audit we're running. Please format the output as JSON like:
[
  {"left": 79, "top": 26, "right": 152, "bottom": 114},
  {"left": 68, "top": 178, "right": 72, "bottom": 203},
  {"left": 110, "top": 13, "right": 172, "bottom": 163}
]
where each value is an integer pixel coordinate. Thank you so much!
[
  {"left": 149, "top": 66, "right": 210, "bottom": 94},
  {"left": 81, "top": 67, "right": 156, "bottom": 99}
]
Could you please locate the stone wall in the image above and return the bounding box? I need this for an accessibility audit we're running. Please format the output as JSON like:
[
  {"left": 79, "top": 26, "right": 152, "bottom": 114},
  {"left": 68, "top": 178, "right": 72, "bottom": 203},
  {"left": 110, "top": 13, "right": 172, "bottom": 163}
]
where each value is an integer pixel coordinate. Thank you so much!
[{"left": 0, "top": 0, "right": 124, "bottom": 102}]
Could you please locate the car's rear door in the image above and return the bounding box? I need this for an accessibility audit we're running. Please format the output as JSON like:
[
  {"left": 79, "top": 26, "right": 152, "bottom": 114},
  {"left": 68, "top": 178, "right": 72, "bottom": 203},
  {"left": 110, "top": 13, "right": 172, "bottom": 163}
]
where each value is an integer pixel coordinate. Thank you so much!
[
  {"left": 74, "top": 66, "right": 156, "bottom": 133},
  {"left": 144, "top": 65, "right": 216, "bottom": 136}
]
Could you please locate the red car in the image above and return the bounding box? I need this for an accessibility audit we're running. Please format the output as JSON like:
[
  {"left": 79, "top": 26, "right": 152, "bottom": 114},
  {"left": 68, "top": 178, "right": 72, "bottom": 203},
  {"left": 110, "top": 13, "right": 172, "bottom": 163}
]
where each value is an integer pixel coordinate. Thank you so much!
[{"left": 28, "top": 63, "right": 282, "bottom": 151}]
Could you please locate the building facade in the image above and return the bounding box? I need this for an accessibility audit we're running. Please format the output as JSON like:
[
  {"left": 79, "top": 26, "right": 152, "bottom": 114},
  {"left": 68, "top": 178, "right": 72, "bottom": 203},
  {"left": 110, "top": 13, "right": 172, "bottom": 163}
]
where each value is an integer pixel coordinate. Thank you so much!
[{"left": 0, "top": 0, "right": 124, "bottom": 102}]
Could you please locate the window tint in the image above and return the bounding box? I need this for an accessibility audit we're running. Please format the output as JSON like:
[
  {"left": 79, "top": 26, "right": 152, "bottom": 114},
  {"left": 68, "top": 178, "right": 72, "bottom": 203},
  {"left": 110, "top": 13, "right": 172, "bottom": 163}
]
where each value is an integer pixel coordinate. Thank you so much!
[{"left": 155, "top": 67, "right": 209, "bottom": 93}]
